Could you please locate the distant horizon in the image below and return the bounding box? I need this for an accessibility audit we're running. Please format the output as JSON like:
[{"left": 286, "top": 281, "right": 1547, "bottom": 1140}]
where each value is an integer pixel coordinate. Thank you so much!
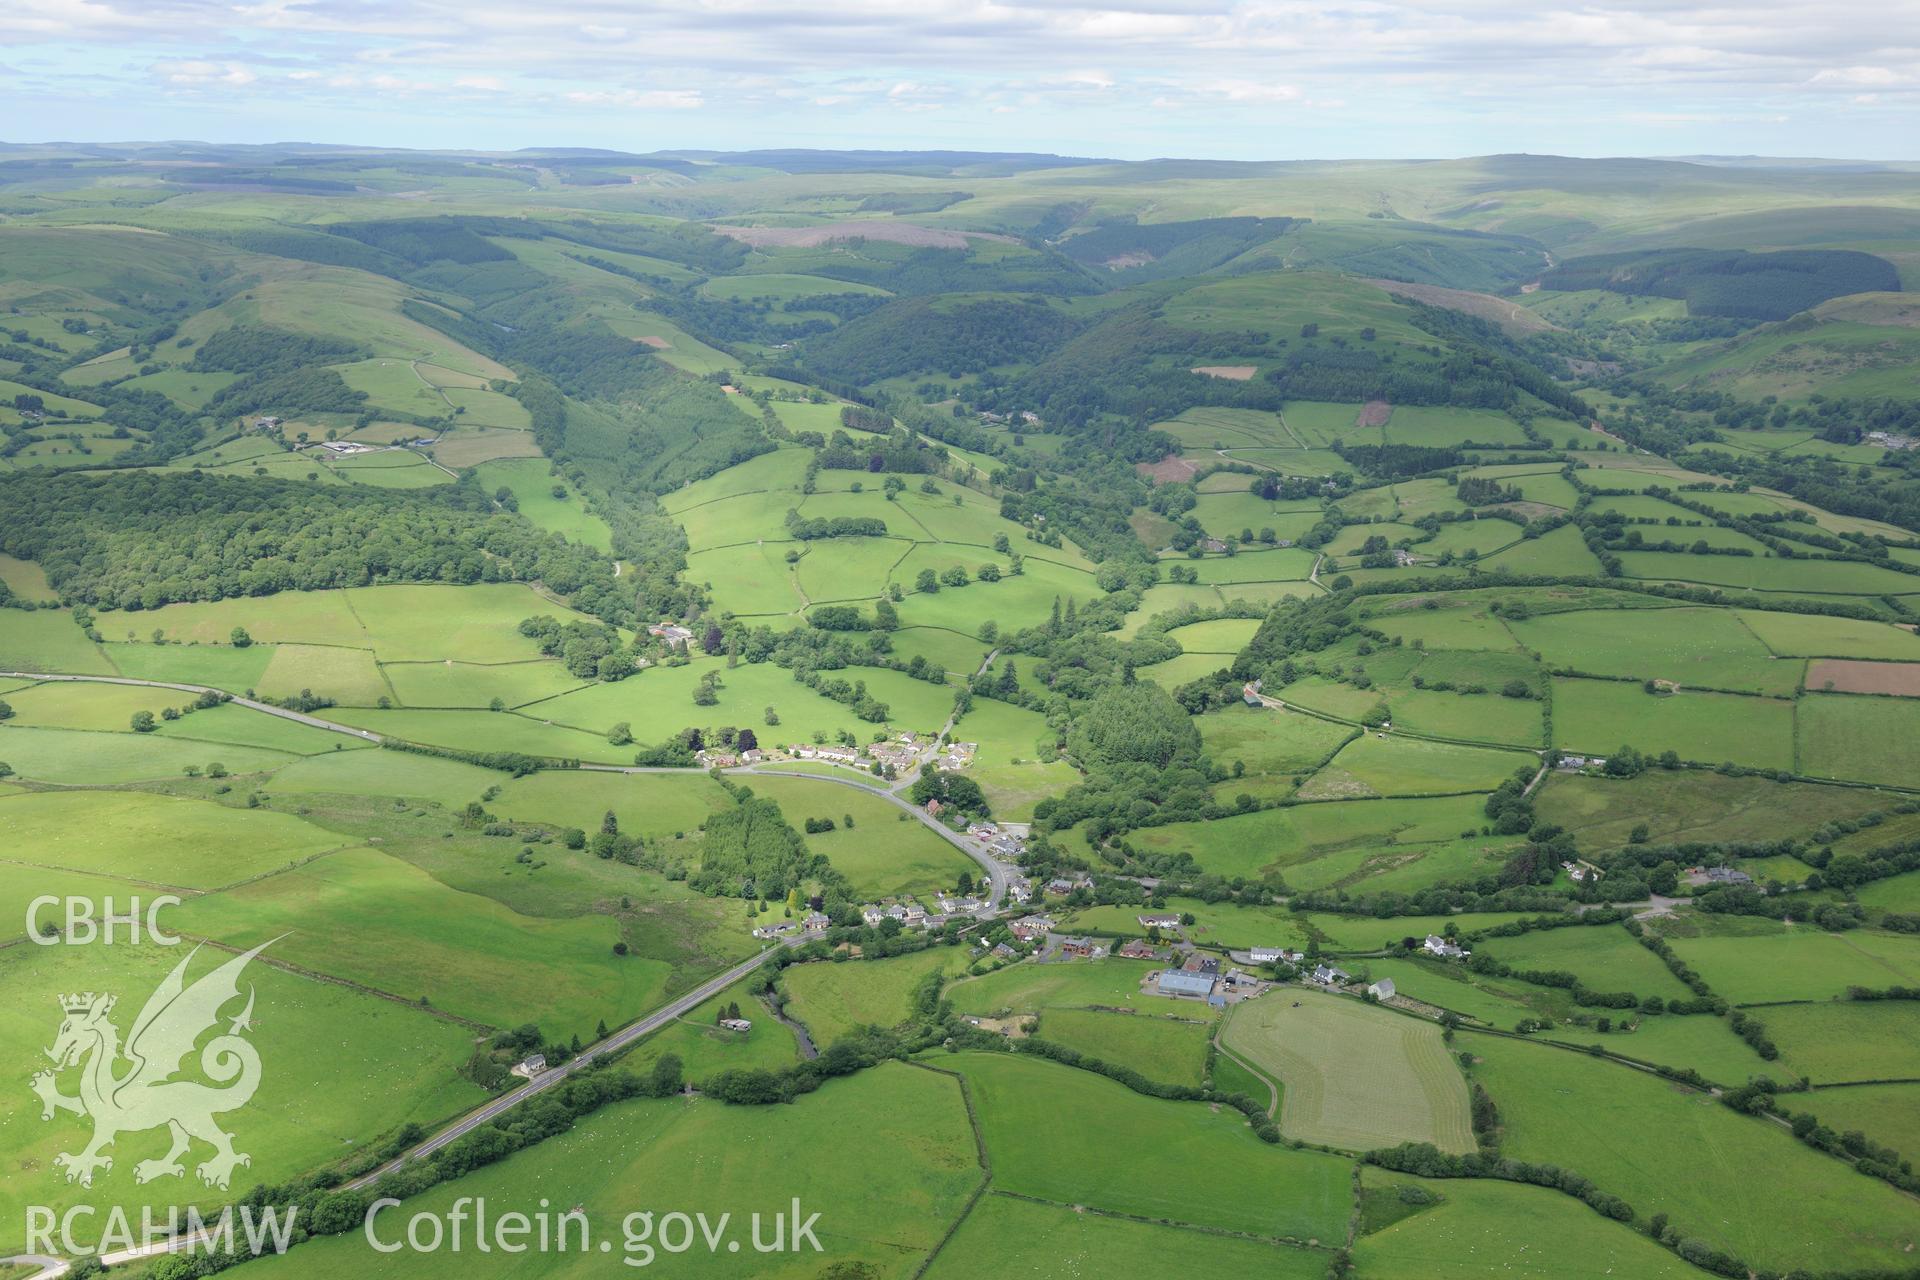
[
  {"left": 4, "top": 139, "right": 1918, "bottom": 169},
  {"left": 5, "top": 0, "right": 1913, "bottom": 162}
]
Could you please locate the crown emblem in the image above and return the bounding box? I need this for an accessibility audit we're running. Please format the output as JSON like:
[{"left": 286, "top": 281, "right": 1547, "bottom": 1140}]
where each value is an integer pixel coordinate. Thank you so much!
[{"left": 60, "top": 993, "right": 108, "bottom": 1014}]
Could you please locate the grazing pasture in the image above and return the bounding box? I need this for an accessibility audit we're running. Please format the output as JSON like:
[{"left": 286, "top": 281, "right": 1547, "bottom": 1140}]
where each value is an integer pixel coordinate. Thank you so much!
[
  {"left": 0, "top": 789, "right": 345, "bottom": 888},
  {"left": 1510, "top": 606, "right": 1800, "bottom": 695},
  {"left": 1663, "top": 925, "right": 1920, "bottom": 1004},
  {"left": 0, "top": 609, "right": 113, "bottom": 674},
  {"left": 0, "top": 941, "right": 483, "bottom": 1255},
  {"left": 925, "top": 1194, "right": 1329, "bottom": 1280},
  {"left": 1797, "top": 693, "right": 1920, "bottom": 786},
  {"left": 946, "top": 1051, "right": 1353, "bottom": 1242},
  {"left": 1754, "top": 1000, "right": 1920, "bottom": 1082},
  {"left": 781, "top": 948, "right": 968, "bottom": 1047},
  {"left": 0, "top": 724, "right": 296, "bottom": 783},
  {"left": 1466, "top": 1033, "right": 1920, "bottom": 1273},
  {"left": 1353, "top": 1170, "right": 1706, "bottom": 1280},
  {"left": 1536, "top": 770, "right": 1885, "bottom": 849},
  {"left": 173, "top": 846, "right": 673, "bottom": 1042},
  {"left": 1222, "top": 990, "right": 1474, "bottom": 1153},
  {"left": 1550, "top": 677, "right": 1795, "bottom": 770},
  {"left": 1036, "top": 1007, "right": 1212, "bottom": 1087},
  {"left": 240, "top": 1063, "right": 980, "bottom": 1280}
]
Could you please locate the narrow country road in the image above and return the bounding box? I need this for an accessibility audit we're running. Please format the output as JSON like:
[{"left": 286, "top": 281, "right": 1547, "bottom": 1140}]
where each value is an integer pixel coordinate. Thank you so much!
[
  {"left": 0, "top": 671, "right": 382, "bottom": 743},
  {"left": 11, "top": 936, "right": 814, "bottom": 1278}
]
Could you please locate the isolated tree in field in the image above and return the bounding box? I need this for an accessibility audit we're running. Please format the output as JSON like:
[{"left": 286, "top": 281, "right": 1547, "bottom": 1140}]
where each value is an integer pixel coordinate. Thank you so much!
[
  {"left": 872, "top": 598, "right": 898, "bottom": 631},
  {"left": 602, "top": 810, "right": 619, "bottom": 835},
  {"left": 608, "top": 721, "right": 632, "bottom": 745},
  {"left": 229, "top": 626, "right": 252, "bottom": 648},
  {"left": 488, "top": 696, "right": 506, "bottom": 712},
  {"left": 130, "top": 710, "right": 156, "bottom": 733},
  {"left": 763, "top": 706, "right": 780, "bottom": 726},
  {"left": 916, "top": 568, "right": 939, "bottom": 593},
  {"left": 0, "top": 699, "right": 11, "bottom": 721}
]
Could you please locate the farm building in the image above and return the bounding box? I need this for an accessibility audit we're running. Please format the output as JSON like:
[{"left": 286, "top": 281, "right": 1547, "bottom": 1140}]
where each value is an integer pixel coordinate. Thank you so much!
[
  {"left": 1156, "top": 970, "right": 1216, "bottom": 999},
  {"left": 1311, "top": 964, "right": 1350, "bottom": 986},
  {"left": 1423, "top": 935, "right": 1469, "bottom": 960},
  {"left": 719, "top": 1018, "right": 752, "bottom": 1032},
  {"left": 1138, "top": 913, "right": 1183, "bottom": 929},
  {"left": 1368, "top": 979, "right": 1396, "bottom": 1000},
  {"left": 510, "top": 1054, "right": 548, "bottom": 1079}
]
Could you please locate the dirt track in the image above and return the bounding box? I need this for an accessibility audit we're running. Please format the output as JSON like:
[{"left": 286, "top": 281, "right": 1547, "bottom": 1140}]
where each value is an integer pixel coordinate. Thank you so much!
[{"left": 709, "top": 220, "right": 1014, "bottom": 250}]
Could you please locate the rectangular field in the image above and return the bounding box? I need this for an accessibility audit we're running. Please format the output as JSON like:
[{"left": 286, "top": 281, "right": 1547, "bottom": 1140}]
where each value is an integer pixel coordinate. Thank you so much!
[{"left": 1221, "top": 990, "right": 1474, "bottom": 1153}]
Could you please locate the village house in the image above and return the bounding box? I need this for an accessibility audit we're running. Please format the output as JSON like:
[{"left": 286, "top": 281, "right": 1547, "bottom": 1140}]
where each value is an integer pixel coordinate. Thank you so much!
[
  {"left": 862, "top": 905, "right": 886, "bottom": 927},
  {"left": 648, "top": 622, "right": 695, "bottom": 643},
  {"left": 1556, "top": 754, "right": 1606, "bottom": 771},
  {"left": 1117, "top": 939, "right": 1162, "bottom": 960},
  {"left": 1700, "top": 865, "right": 1753, "bottom": 885},
  {"left": 990, "top": 942, "right": 1018, "bottom": 960},
  {"left": 1056, "top": 936, "right": 1097, "bottom": 958},
  {"left": 510, "top": 1054, "right": 548, "bottom": 1079},
  {"left": 696, "top": 751, "right": 739, "bottom": 768},
  {"left": 1311, "top": 964, "right": 1350, "bottom": 986},
  {"left": 1249, "top": 946, "right": 1304, "bottom": 966},
  {"left": 1008, "top": 915, "right": 1053, "bottom": 942},
  {"left": 719, "top": 1017, "right": 752, "bottom": 1032},
  {"left": 1423, "top": 934, "right": 1469, "bottom": 960},
  {"left": 802, "top": 911, "right": 831, "bottom": 931},
  {"left": 252, "top": 416, "right": 281, "bottom": 430},
  {"left": 752, "top": 921, "right": 799, "bottom": 939},
  {"left": 1006, "top": 877, "right": 1033, "bottom": 904},
  {"left": 1182, "top": 953, "right": 1221, "bottom": 976},
  {"left": 968, "top": 822, "right": 1000, "bottom": 839},
  {"left": 318, "top": 439, "right": 371, "bottom": 455}
]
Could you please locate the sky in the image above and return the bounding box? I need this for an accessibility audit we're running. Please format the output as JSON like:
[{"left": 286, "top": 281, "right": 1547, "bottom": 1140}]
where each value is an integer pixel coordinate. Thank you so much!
[{"left": 2, "top": 0, "right": 1917, "bottom": 160}]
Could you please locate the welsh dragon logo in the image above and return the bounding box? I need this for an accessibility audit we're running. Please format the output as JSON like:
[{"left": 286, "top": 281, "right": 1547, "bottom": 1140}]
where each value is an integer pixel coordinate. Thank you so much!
[{"left": 30, "top": 940, "right": 274, "bottom": 1190}]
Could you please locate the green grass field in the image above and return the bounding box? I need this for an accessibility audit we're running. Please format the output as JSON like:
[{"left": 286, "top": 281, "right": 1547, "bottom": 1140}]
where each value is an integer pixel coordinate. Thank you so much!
[
  {"left": 1480, "top": 924, "right": 1696, "bottom": 1001},
  {"left": 1550, "top": 677, "right": 1795, "bottom": 770},
  {"left": 0, "top": 941, "right": 483, "bottom": 1255},
  {"left": 1465, "top": 1032, "right": 1920, "bottom": 1272},
  {"left": 944, "top": 1051, "right": 1353, "bottom": 1242},
  {"left": 1221, "top": 990, "right": 1474, "bottom": 1153},
  {"left": 490, "top": 769, "right": 734, "bottom": 842},
  {"left": 924, "top": 1193, "right": 1328, "bottom": 1280},
  {"left": 1796, "top": 693, "right": 1920, "bottom": 788},
  {"left": 172, "top": 846, "right": 674, "bottom": 1042},
  {"left": 746, "top": 775, "right": 976, "bottom": 899},
  {"left": 242, "top": 1062, "right": 980, "bottom": 1280},
  {"left": 1034, "top": 1007, "right": 1212, "bottom": 1087},
  {"left": 474, "top": 458, "right": 614, "bottom": 550},
  {"left": 1123, "top": 793, "right": 1491, "bottom": 883},
  {"left": 1755, "top": 1000, "right": 1920, "bottom": 1083},
  {"left": 0, "top": 789, "right": 346, "bottom": 889},
  {"left": 1353, "top": 1168, "right": 1705, "bottom": 1280},
  {"left": 262, "top": 747, "right": 499, "bottom": 808},
  {"left": 1796, "top": 1085, "right": 1920, "bottom": 1169},
  {"left": 1301, "top": 734, "right": 1535, "bottom": 799},
  {"left": 1662, "top": 924, "right": 1920, "bottom": 1004},
  {"left": 0, "top": 724, "right": 298, "bottom": 783},
  {"left": 1510, "top": 606, "right": 1801, "bottom": 696},
  {"left": 947, "top": 958, "right": 1167, "bottom": 1018},
  {"left": 0, "top": 610, "right": 113, "bottom": 674},
  {"left": 1535, "top": 769, "right": 1888, "bottom": 850},
  {"left": 782, "top": 947, "right": 969, "bottom": 1047}
]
